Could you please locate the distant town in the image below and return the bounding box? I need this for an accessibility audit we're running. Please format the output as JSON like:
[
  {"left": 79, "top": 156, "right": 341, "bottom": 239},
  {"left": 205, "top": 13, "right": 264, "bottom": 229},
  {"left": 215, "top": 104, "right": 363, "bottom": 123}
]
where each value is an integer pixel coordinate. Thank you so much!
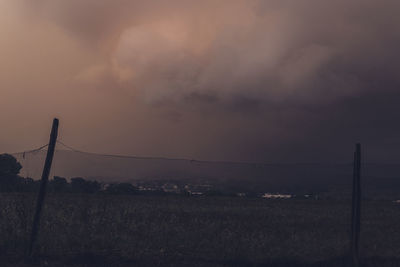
[{"left": 131, "top": 179, "right": 319, "bottom": 199}]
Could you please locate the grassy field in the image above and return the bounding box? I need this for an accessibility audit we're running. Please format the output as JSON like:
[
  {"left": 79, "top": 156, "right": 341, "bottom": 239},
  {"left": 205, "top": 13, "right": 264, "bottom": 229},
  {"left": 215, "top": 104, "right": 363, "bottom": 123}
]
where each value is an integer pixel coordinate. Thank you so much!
[{"left": 1, "top": 193, "right": 400, "bottom": 266}]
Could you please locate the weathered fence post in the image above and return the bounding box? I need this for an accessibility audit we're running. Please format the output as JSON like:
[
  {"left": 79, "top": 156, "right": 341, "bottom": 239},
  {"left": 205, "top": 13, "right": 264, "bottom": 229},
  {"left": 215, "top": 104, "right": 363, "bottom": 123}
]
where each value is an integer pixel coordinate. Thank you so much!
[
  {"left": 351, "top": 143, "right": 361, "bottom": 267},
  {"left": 27, "top": 118, "right": 59, "bottom": 258}
]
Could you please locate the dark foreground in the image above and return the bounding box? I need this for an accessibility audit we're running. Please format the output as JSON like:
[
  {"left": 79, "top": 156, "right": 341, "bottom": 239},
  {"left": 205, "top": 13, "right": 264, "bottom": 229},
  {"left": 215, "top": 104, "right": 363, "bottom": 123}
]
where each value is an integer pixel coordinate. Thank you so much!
[{"left": 1, "top": 193, "right": 400, "bottom": 266}]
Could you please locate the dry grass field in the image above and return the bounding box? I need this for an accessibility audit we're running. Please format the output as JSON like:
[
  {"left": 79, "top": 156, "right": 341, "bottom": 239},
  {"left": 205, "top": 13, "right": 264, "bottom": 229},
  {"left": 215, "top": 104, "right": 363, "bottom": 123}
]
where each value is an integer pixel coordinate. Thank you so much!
[{"left": 1, "top": 193, "right": 400, "bottom": 266}]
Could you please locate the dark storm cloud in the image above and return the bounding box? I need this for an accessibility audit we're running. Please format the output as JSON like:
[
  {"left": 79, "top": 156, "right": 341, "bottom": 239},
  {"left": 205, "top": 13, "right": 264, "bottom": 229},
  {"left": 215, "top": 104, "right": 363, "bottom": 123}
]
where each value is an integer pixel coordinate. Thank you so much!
[{"left": 2, "top": 0, "right": 400, "bottom": 162}]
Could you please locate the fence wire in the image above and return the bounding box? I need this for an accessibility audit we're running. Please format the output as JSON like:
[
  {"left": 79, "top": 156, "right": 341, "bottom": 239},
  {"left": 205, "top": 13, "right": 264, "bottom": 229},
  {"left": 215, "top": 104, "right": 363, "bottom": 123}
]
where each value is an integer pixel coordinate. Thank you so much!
[{"left": 5, "top": 141, "right": 400, "bottom": 199}]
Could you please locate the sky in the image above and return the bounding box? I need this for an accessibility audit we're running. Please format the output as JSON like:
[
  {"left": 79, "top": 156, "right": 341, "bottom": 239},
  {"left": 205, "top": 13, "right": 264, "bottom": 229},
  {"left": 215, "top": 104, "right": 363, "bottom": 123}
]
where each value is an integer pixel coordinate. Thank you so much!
[{"left": 1, "top": 0, "right": 400, "bottom": 163}]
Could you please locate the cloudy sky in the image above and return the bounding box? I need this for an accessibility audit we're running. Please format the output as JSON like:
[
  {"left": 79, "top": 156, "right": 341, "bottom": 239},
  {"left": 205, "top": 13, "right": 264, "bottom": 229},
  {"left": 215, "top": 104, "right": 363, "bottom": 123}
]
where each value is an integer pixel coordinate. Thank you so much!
[{"left": 1, "top": 0, "right": 400, "bottom": 163}]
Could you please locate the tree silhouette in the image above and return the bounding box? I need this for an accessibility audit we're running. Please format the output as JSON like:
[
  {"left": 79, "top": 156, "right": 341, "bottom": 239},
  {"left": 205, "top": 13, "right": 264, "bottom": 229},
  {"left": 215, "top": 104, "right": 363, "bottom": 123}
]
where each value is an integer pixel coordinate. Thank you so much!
[
  {"left": 70, "top": 177, "right": 101, "bottom": 193},
  {"left": 0, "top": 154, "right": 22, "bottom": 176},
  {"left": 50, "top": 176, "right": 69, "bottom": 192},
  {"left": 0, "top": 154, "right": 23, "bottom": 191}
]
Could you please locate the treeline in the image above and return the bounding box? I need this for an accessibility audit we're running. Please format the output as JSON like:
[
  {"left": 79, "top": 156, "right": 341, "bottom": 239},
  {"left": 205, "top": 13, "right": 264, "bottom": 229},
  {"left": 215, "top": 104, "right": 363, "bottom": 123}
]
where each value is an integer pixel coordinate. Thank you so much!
[
  {"left": 0, "top": 174, "right": 142, "bottom": 195},
  {"left": 49, "top": 177, "right": 142, "bottom": 195},
  {"left": 0, "top": 153, "right": 142, "bottom": 195}
]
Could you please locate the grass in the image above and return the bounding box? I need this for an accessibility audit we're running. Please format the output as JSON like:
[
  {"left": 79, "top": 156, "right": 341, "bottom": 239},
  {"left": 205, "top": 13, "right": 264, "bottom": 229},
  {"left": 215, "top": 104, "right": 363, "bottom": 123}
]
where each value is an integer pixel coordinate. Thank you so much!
[{"left": 1, "top": 193, "right": 400, "bottom": 266}]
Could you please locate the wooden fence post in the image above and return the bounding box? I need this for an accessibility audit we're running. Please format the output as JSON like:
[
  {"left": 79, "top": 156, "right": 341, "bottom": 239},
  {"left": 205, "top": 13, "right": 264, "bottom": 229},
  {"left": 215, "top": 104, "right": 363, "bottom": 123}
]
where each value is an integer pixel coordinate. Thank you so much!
[
  {"left": 351, "top": 143, "right": 361, "bottom": 267},
  {"left": 27, "top": 118, "right": 59, "bottom": 258}
]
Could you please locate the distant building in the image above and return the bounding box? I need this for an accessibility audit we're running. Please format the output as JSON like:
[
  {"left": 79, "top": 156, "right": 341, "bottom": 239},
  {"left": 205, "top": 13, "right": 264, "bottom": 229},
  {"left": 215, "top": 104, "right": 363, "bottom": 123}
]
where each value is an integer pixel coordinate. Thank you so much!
[
  {"left": 162, "top": 183, "right": 180, "bottom": 193},
  {"left": 262, "top": 193, "right": 292, "bottom": 199}
]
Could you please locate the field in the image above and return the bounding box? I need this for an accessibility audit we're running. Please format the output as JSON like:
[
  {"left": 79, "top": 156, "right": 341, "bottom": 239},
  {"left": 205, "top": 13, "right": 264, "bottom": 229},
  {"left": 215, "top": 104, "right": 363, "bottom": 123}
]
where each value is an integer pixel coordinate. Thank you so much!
[{"left": 1, "top": 193, "right": 400, "bottom": 266}]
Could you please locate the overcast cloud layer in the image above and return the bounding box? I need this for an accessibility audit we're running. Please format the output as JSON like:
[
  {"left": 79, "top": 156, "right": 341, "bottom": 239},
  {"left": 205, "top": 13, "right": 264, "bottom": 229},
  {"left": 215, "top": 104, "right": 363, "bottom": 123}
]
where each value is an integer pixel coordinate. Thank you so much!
[{"left": 1, "top": 0, "right": 400, "bottom": 163}]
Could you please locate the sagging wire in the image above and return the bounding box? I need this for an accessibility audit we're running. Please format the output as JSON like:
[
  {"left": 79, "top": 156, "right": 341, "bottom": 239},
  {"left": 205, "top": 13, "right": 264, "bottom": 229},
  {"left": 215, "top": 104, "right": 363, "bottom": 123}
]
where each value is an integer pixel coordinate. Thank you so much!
[
  {"left": 56, "top": 140, "right": 262, "bottom": 167},
  {"left": 14, "top": 144, "right": 49, "bottom": 157},
  {"left": 9, "top": 141, "right": 263, "bottom": 169},
  {"left": 11, "top": 144, "right": 49, "bottom": 178}
]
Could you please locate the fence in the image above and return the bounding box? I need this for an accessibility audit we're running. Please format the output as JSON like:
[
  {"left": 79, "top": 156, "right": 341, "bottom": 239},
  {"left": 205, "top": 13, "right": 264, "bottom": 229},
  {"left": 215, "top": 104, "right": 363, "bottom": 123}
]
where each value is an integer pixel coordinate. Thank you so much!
[{"left": 2, "top": 119, "right": 400, "bottom": 266}]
